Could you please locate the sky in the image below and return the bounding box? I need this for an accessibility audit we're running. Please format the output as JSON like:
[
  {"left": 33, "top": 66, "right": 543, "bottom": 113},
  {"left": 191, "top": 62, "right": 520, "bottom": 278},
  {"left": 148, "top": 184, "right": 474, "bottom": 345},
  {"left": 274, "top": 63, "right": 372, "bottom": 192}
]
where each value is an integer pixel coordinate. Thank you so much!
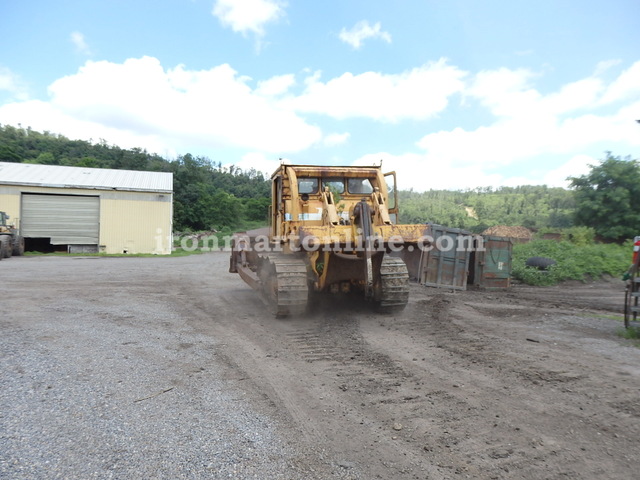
[{"left": 0, "top": 0, "right": 639, "bottom": 191}]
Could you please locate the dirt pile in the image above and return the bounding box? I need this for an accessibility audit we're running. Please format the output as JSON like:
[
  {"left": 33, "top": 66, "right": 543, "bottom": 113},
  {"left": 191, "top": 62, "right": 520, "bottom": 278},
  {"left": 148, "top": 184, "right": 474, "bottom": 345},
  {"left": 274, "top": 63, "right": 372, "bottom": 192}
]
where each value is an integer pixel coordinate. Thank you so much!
[{"left": 483, "top": 225, "right": 533, "bottom": 242}]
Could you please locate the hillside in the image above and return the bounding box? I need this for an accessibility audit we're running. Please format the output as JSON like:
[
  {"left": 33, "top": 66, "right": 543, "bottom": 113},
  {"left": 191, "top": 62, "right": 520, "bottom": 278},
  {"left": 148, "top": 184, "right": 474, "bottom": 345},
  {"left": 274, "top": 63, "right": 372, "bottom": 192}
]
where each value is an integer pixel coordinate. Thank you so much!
[
  {"left": 0, "top": 124, "right": 576, "bottom": 233},
  {"left": 398, "top": 186, "right": 575, "bottom": 233},
  {"left": 0, "top": 124, "right": 270, "bottom": 232}
]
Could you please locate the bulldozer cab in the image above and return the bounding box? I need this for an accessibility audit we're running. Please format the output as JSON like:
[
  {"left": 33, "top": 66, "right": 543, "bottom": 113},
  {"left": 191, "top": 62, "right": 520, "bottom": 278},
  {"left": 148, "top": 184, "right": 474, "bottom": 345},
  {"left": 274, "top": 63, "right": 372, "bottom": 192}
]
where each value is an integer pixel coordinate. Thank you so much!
[{"left": 269, "top": 164, "right": 396, "bottom": 239}]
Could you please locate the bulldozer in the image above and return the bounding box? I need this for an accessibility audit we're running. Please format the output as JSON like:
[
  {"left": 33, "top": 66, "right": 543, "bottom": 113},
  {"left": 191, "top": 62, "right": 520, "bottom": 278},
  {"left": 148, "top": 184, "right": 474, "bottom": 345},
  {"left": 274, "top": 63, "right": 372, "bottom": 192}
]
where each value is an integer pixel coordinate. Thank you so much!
[
  {"left": 229, "top": 164, "right": 428, "bottom": 316},
  {"left": 0, "top": 211, "right": 25, "bottom": 259}
]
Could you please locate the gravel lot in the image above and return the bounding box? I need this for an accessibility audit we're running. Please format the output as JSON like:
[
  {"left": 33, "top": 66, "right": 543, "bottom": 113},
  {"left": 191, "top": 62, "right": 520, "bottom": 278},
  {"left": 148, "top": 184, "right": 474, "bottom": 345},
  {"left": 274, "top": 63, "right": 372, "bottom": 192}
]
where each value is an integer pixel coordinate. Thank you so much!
[
  {"left": 1, "top": 255, "right": 344, "bottom": 479},
  {"left": 2, "top": 253, "right": 640, "bottom": 479}
]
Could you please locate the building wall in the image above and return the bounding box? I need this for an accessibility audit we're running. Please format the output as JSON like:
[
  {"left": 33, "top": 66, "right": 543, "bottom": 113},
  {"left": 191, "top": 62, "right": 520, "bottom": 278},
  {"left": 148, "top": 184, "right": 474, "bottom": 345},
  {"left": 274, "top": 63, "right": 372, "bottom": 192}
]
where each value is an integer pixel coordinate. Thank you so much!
[
  {"left": 100, "top": 192, "right": 172, "bottom": 254},
  {"left": 0, "top": 187, "right": 21, "bottom": 223},
  {"left": 0, "top": 185, "right": 172, "bottom": 254}
]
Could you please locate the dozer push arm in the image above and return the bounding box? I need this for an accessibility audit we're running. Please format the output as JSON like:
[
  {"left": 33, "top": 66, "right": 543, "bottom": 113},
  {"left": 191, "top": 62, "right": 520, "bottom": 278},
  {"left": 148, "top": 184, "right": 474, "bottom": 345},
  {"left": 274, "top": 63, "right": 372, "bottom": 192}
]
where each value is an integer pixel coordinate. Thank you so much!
[
  {"left": 321, "top": 187, "right": 340, "bottom": 226},
  {"left": 370, "top": 187, "right": 392, "bottom": 226}
]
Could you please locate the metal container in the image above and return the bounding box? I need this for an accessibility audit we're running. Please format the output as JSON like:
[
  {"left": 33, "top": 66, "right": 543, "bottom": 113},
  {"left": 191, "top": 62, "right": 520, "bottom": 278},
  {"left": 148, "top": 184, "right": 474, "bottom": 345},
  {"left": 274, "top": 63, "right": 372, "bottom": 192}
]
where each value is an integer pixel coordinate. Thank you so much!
[
  {"left": 419, "top": 224, "right": 474, "bottom": 290},
  {"left": 469, "top": 235, "right": 512, "bottom": 289}
]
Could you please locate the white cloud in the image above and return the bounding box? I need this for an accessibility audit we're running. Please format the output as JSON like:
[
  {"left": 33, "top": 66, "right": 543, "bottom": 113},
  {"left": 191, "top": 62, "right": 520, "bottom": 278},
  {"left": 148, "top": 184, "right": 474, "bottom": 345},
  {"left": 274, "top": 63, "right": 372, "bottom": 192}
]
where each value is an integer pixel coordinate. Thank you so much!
[
  {"left": 541, "top": 78, "right": 603, "bottom": 115},
  {"left": 290, "top": 59, "right": 466, "bottom": 122},
  {"left": 416, "top": 60, "right": 640, "bottom": 174},
  {"left": 0, "top": 66, "right": 29, "bottom": 101},
  {"left": 0, "top": 56, "right": 321, "bottom": 155},
  {"left": 339, "top": 20, "right": 391, "bottom": 49},
  {"left": 70, "top": 31, "right": 91, "bottom": 55},
  {"left": 323, "top": 132, "right": 350, "bottom": 147},
  {"left": 543, "top": 154, "right": 595, "bottom": 187},
  {"left": 0, "top": 99, "right": 171, "bottom": 155},
  {"left": 600, "top": 61, "right": 640, "bottom": 105},
  {"left": 354, "top": 151, "right": 598, "bottom": 192},
  {"left": 467, "top": 67, "right": 541, "bottom": 118},
  {"left": 1, "top": 55, "right": 638, "bottom": 192},
  {"left": 594, "top": 59, "right": 622, "bottom": 76},
  {"left": 354, "top": 152, "right": 506, "bottom": 191},
  {"left": 349, "top": 60, "right": 640, "bottom": 191},
  {"left": 255, "top": 73, "right": 295, "bottom": 97},
  {"left": 212, "top": 0, "right": 285, "bottom": 37},
  {"left": 234, "top": 151, "right": 282, "bottom": 177}
]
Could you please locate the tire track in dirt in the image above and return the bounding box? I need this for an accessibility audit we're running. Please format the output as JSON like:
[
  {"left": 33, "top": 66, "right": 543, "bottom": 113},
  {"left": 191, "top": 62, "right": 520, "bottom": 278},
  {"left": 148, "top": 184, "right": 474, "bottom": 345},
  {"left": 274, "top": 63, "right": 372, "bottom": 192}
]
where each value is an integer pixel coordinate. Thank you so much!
[
  {"left": 266, "top": 307, "right": 447, "bottom": 478},
  {"left": 179, "top": 254, "right": 640, "bottom": 479},
  {"left": 367, "top": 288, "right": 640, "bottom": 479},
  {"left": 175, "top": 267, "right": 436, "bottom": 477},
  {"left": 174, "top": 274, "right": 363, "bottom": 478}
]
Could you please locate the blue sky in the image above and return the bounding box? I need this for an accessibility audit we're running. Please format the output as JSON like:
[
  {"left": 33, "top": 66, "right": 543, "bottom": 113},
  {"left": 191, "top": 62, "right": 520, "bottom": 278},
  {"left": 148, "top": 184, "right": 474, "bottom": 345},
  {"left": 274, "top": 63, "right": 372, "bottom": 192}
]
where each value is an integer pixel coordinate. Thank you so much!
[{"left": 1, "top": 0, "right": 639, "bottom": 190}]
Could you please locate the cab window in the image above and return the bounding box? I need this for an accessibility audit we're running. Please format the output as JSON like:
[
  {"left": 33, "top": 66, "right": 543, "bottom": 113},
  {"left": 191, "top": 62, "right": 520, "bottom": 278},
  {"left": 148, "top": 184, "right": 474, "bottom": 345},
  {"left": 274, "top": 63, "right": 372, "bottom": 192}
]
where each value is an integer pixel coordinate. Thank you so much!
[
  {"left": 347, "top": 178, "right": 373, "bottom": 194},
  {"left": 322, "top": 178, "right": 345, "bottom": 194},
  {"left": 298, "top": 178, "right": 319, "bottom": 194}
]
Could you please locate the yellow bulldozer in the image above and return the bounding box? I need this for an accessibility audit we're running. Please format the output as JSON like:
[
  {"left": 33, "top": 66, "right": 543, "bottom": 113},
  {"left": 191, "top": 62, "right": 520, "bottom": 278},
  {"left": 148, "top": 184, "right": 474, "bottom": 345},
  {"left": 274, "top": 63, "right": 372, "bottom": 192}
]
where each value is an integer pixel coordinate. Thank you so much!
[{"left": 229, "top": 163, "right": 428, "bottom": 316}]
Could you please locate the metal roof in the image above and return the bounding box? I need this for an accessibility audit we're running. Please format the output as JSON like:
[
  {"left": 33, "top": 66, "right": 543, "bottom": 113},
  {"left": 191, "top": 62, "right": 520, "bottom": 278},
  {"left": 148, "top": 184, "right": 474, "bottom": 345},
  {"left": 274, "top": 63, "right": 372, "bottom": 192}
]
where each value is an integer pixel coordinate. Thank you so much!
[{"left": 0, "top": 162, "right": 173, "bottom": 193}]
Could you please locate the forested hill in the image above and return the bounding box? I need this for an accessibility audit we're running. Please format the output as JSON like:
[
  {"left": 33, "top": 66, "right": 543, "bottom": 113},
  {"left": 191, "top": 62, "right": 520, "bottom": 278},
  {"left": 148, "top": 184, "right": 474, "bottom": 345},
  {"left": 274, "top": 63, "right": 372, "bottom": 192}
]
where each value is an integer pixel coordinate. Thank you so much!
[
  {"left": 399, "top": 186, "right": 575, "bottom": 233},
  {"left": 0, "top": 124, "right": 270, "bottom": 232},
  {"left": 0, "top": 124, "right": 576, "bottom": 233}
]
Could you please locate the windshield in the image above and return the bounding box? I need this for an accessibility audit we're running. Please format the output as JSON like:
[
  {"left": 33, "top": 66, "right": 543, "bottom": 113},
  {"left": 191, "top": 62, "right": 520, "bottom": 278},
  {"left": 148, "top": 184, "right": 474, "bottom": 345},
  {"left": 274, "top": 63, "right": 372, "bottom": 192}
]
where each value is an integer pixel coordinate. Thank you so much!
[
  {"left": 322, "top": 178, "right": 345, "bottom": 194},
  {"left": 347, "top": 178, "right": 373, "bottom": 194},
  {"left": 298, "top": 178, "right": 319, "bottom": 194}
]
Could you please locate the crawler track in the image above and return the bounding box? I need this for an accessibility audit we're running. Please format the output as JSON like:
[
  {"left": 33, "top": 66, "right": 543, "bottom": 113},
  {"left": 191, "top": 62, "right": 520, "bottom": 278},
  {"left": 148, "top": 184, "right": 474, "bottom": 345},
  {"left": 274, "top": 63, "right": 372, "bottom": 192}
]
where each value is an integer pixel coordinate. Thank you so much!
[
  {"left": 259, "top": 254, "right": 309, "bottom": 317},
  {"left": 375, "top": 255, "right": 410, "bottom": 313}
]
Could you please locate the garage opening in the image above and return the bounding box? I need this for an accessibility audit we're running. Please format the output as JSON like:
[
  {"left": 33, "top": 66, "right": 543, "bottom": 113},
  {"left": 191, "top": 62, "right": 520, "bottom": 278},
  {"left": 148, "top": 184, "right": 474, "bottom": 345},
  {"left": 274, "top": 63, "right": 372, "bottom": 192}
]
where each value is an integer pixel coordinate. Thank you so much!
[{"left": 21, "top": 193, "right": 100, "bottom": 253}]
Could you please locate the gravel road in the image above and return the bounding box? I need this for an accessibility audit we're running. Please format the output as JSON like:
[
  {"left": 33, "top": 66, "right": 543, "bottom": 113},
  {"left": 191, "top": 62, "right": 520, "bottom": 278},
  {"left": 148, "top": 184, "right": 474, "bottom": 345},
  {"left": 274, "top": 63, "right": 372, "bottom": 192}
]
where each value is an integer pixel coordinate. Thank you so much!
[{"left": 2, "top": 252, "right": 640, "bottom": 479}]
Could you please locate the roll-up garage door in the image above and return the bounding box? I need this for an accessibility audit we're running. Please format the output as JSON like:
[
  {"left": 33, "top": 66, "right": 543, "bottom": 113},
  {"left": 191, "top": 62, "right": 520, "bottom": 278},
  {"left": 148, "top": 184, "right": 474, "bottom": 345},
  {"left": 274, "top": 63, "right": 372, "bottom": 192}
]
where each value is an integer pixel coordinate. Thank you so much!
[{"left": 21, "top": 194, "right": 100, "bottom": 245}]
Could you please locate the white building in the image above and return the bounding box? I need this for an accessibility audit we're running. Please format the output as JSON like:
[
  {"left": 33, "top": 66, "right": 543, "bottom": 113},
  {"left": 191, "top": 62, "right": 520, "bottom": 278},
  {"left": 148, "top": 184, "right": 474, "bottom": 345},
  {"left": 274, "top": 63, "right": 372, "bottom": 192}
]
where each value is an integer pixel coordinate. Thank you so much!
[{"left": 0, "top": 162, "right": 173, "bottom": 254}]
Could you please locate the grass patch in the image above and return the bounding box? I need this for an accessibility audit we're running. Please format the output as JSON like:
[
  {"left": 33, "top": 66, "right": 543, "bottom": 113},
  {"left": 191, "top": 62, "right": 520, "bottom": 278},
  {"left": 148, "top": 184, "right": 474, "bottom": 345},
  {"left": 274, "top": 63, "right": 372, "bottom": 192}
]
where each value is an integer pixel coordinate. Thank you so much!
[
  {"left": 616, "top": 326, "right": 640, "bottom": 347},
  {"left": 587, "top": 313, "right": 624, "bottom": 322},
  {"left": 619, "top": 326, "right": 640, "bottom": 339},
  {"left": 512, "top": 239, "right": 630, "bottom": 286}
]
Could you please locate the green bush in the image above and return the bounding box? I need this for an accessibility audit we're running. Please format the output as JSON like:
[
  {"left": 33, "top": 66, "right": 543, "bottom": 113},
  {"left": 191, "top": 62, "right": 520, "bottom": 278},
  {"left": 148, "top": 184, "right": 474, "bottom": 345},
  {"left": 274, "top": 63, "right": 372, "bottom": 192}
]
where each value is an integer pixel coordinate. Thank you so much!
[
  {"left": 561, "top": 226, "right": 595, "bottom": 246},
  {"left": 512, "top": 239, "right": 630, "bottom": 286}
]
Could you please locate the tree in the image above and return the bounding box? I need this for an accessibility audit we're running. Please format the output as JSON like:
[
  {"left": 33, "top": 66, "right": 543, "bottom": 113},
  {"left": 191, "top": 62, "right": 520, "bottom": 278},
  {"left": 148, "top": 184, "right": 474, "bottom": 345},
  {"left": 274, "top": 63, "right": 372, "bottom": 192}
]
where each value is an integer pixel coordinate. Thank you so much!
[{"left": 569, "top": 153, "right": 640, "bottom": 241}]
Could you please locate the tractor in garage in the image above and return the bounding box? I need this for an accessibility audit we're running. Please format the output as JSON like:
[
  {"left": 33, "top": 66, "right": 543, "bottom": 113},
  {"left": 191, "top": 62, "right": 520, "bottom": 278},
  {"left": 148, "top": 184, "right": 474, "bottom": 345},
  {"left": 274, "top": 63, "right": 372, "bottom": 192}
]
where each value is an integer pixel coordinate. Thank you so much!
[{"left": 0, "top": 211, "right": 25, "bottom": 259}]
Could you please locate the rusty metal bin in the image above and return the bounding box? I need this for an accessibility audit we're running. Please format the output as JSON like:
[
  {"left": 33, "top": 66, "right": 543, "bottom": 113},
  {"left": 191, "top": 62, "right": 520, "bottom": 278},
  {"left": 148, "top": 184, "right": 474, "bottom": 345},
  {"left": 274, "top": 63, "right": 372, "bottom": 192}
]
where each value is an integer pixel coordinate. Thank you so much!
[
  {"left": 469, "top": 235, "right": 512, "bottom": 289},
  {"left": 419, "top": 224, "right": 474, "bottom": 290}
]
